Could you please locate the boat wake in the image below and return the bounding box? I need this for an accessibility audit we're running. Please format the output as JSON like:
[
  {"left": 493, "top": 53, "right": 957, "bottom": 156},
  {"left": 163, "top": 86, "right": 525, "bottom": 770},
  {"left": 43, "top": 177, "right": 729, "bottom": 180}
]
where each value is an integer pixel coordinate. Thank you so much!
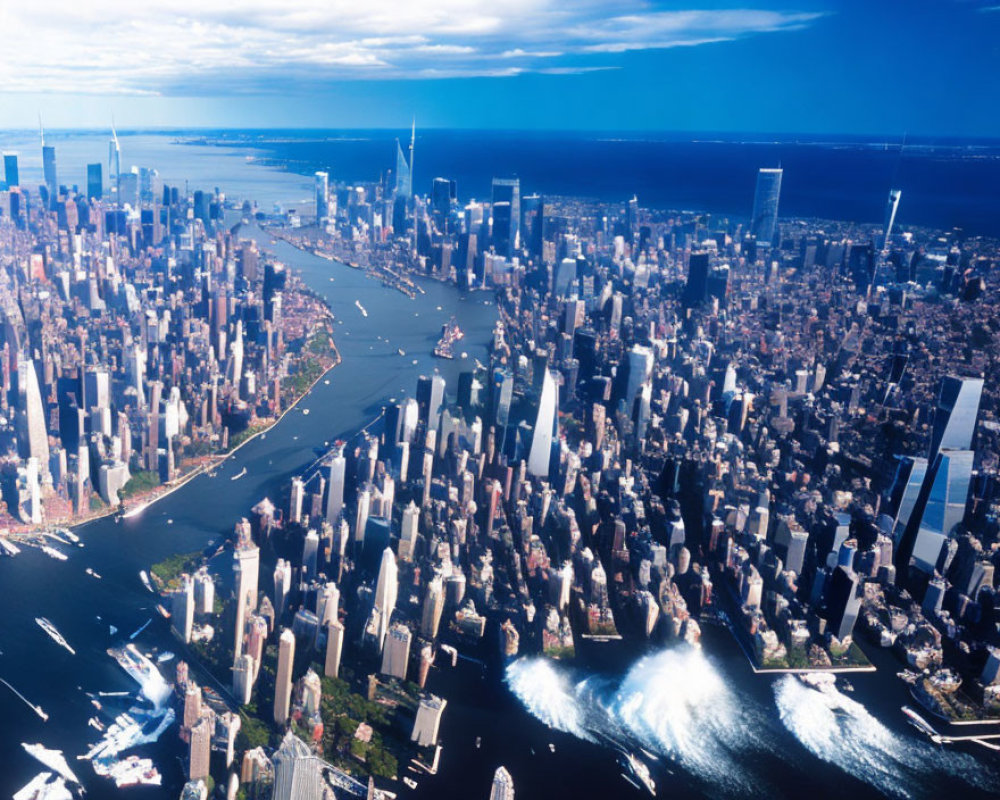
[
  {"left": 506, "top": 646, "right": 770, "bottom": 794},
  {"left": 773, "top": 675, "right": 996, "bottom": 799}
]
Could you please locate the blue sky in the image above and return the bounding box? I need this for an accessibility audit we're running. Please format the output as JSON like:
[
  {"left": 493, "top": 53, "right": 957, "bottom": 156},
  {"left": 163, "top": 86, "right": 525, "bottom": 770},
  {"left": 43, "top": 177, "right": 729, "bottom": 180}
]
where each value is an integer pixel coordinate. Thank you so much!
[{"left": 0, "top": 0, "right": 997, "bottom": 134}]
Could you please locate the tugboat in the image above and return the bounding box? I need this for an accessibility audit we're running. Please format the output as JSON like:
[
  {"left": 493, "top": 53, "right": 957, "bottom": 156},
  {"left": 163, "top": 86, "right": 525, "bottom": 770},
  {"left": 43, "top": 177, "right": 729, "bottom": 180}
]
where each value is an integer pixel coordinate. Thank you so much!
[{"left": 433, "top": 318, "right": 464, "bottom": 359}]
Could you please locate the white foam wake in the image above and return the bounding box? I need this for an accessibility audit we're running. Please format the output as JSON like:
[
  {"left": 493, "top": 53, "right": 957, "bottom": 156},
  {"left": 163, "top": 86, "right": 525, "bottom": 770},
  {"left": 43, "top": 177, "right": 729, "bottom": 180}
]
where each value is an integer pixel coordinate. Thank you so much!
[
  {"left": 506, "top": 645, "right": 767, "bottom": 794},
  {"left": 774, "top": 675, "right": 996, "bottom": 799}
]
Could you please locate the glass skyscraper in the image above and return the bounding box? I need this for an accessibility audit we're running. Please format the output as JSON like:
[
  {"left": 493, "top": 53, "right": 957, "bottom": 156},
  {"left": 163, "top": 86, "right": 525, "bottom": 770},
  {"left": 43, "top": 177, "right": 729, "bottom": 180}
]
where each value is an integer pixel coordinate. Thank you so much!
[
  {"left": 3, "top": 152, "right": 19, "bottom": 188},
  {"left": 750, "top": 167, "right": 782, "bottom": 246},
  {"left": 86, "top": 163, "right": 103, "bottom": 200},
  {"left": 314, "top": 171, "right": 329, "bottom": 222}
]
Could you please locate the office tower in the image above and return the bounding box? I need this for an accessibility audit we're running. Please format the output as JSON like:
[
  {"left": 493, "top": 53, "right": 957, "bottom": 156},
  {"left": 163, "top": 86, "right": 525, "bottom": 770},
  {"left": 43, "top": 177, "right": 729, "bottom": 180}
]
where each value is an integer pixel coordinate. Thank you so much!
[
  {"left": 527, "top": 369, "right": 558, "bottom": 478},
  {"left": 232, "top": 653, "right": 255, "bottom": 705},
  {"left": 431, "top": 177, "right": 456, "bottom": 231},
  {"left": 522, "top": 193, "right": 544, "bottom": 257},
  {"left": 374, "top": 547, "right": 398, "bottom": 650},
  {"left": 682, "top": 251, "right": 710, "bottom": 308},
  {"left": 302, "top": 528, "right": 319, "bottom": 580},
  {"left": 108, "top": 123, "right": 121, "bottom": 196},
  {"left": 421, "top": 574, "right": 444, "bottom": 639},
  {"left": 273, "top": 628, "right": 296, "bottom": 725},
  {"left": 215, "top": 711, "right": 241, "bottom": 768},
  {"left": 325, "top": 448, "right": 345, "bottom": 523},
  {"left": 492, "top": 178, "right": 520, "bottom": 255},
  {"left": 490, "top": 767, "right": 515, "bottom": 800},
  {"left": 87, "top": 162, "right": 103, "bottom": 200},
  {"left": 189, "top": 714, "right": 213, "bottom": 780},
  {"left": 493, "top": 370, "right": 513, "bottom": 427},
  {"left": 750, "top": 167, "right": 782, "bottom": 246},
  {"left": 289, "top": 477, "right": 304, "bottom": 523},
  {"left": 929, "top": 376, "right": 983, "bottom": 461},
  {"left": 624, "top": 344, "right": 654, "bottom": 414},
  {"left": 233, "top": 537, "right": 260, "bottom": 657},
  {"left": 354, "top": 486, "right": 371, "bottom": 543},
  {"left": 171, "top": 573, "right": 195, "bottom": 643},
  {"left": 2, "top": 152, "right": 19, "bottom": 187},
  {"left": 17, "top": 358, "right": 50, "bottom": 471},
  {"left": 272, "top": 558, "right": 292, "bottom": 620},
  {"left": 272, "top": 731, "right": 327, "bottom": 800},
  {"left": 399, "top": 500, "right": 419, "bottom": 562},
  {"left": 314, "top": 171, "right": 329, "bottom": 222},
  {"left": 394, "top": 120, "right": 415, "bottom": 198},
  {"left": 42, "top": 140, "right": 58, "bottom": 199},
  {"left": 193, "top": 570, "right": 215, "bottom": 614},
  {"left": 417, "top": 373, "right": 446, "bottom": 433},
  {"left": 883, "top": 188, "right": 901, "bottom": 250},
  {"left": 380, "top": 623, "right": 412, "bottom": 679},
  {"left": 411, "top": 694, "right": 446, "bottom": 747},
  {"left": 324, "top": 619, "right": 344, "bottom": 678},
  {"left": 786, "top": 527, "right": 809, "bottom": 576},
  {"left": 299, "top": 668, "right": 322, "bottom": 716},
  {"left": 824, "top": 564, "right": 862, "bottom": 641},
  {"left": 887, "top": 456, "right": 928, "bottom": 541},
  {"left": 318, "top": 581, "right": 340, "bottom": 628}
]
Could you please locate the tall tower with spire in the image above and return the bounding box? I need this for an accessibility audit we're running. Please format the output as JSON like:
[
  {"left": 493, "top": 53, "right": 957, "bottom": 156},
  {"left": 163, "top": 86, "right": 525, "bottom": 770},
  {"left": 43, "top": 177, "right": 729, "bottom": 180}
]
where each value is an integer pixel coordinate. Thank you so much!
[{"left": 108, "top": 118, "right": 121, "bottom": 199}]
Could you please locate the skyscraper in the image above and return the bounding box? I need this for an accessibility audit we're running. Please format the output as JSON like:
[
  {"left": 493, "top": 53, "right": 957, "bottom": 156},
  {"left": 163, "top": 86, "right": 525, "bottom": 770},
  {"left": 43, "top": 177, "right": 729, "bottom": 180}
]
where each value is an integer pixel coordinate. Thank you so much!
[
  {"left": 394, "top": 120, "right": 415, "bottom": 198},
  {"left": 271, "top": 731, "right": 328, "bottom": 800},
  {"left": 314, "top": 171, "right": 329, "bottom": 222},
  {"left": 17, "top": 358, "right": 49, "bottom": 471},
  {"left": 527, "top": 369, "right": 558, "bottom": 478},
  {"left": 274, "top": 628, "right": 296, "bottom": 725},
  {"left": 750, "top": 167, "right": 782, "bottom": 246},
  {"left": 492, "top": 177, "right": 521, "bottom": 256},
  {"left": 2, "top": 152, "right": 19, "bottom": 188},
  {"left": 374, "top": 547, "right": 398, "bottom": 650},
  {"left": 189, "top": 714, "right": 212, "bottom": 780},
  {"left": 882, "top": 188, "right": 901, "bottom": 250},
  {"left": 324, "top": 619, "right": 344, "bottom": 678},
  {"left": 171, "top": 573, "right": 195, "bottom": 644},
  {"left": 232, "top": 653, "right": 255, "bottom": 705},
  {"left": 87, "top": 163, "right": 103, "bottom": 200},
  {"left": 325, "top": 447, "right": 345, "bottom": 523},
  {"left": 233, "top": 534, "right": 260, "bottom": 657},
  {"left": 42, "top": 136, "right": 58, "bottom": 200},
  {"left": 682, "top": 251, "right": 710, "bottom": 308},
  {"left": 108, "top": 123, "right": 121, "bottom": 197},
  {"left": 380, "top": 622, "right": 412, "bottom": 679},
  {"left": 421, "top": 574, "right": 444, "bottom": 639},
  {"left": 411, "top": 694, "right": 446, "bottom": 747},
  {"left": 490, "top": 767, "right": 515, "bottom": 800},
  {"left": 929, "top": 376, "right": 983, "bottom": 461}
]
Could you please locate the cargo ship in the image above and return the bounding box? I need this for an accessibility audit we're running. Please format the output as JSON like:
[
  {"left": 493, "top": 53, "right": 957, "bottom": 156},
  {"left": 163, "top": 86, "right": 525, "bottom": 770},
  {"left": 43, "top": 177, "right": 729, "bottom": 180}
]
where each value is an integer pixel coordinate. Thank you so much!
[
  {"left": 35, "top": 618, "right": 75, "bottom": 655},
  {"left": 433, "top": 318, "right": 464, "bottom": 359}
]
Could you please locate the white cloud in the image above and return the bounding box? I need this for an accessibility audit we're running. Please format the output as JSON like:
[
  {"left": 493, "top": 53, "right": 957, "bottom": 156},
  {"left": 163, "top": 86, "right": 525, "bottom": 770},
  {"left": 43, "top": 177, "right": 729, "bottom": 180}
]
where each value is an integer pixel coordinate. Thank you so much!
[{"left": 0, "top": 1, "right": 824, "bottom": 94}]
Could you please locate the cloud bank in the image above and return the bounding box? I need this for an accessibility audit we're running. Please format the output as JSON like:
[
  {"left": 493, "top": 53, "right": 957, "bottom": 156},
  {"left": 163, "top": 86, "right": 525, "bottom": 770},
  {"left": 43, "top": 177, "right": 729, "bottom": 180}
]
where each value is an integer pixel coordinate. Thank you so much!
[{"left": 0, "top": 1, "right": 823, "bottom": 94}]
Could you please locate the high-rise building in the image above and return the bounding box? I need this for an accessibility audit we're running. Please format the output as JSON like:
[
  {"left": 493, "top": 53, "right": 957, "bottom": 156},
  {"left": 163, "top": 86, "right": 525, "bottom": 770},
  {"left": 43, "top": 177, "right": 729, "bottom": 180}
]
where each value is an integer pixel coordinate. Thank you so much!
[
  {"left": 274, "top": 628, "right": 296, "bottom": 725},
  {"left": 380, "top": 622, "right": 412, "bottom": 679},
  {"left": 325, "top": 448, "right": 345, "bottom": 523},
  {"left": 682, "top": 251, "right": 710, "bottom": 308},
  {"left": 399, "top": 500, "right": 419, "bottom": 562},
  {"left": 527, "top": 369, "right": 558, "bottom": 478},
  {"left": 233, "top": 537, "right": 260, "bottom": 657},
  {"left": 17, "top": 358, "right": 50, "bottom": 472},
  {"left": 490, "top": 766, "right": 515, "bottom": 800},
  {"left": 929, "top": 376, "right": 983, "bottom": 461},
  {"left": 108, "top": 124, "right": 121, "bottom": 197},
  {"left": 421, "top": 574, "right": 444, "bottom": 639},
  {"left": 2, "top": 152, "right": 19, "bottom": 188},
  {"left": 394, "top": 120, "right": 415, "bottom": 199},
  {"left": 87, "top": 162, "right": 103, "bottom": 200},
  {"left": 171, "top": 573, "right": 195, "bottom": 643},
  {"left": 374, "top": 547, "right": 398, "bottom": 650},
  {"left": 42, "top": 143, "right": 58, "bottom": 199},
  {"left": 624, "top": 345, "right": 654, "bottom": 415},
  {"left": 314, "top": 171, "right": 329, "bottom": 222},
  {"left": 324, "top": 619, "right": 344, "bottom": 678},
  {"left": 492, "top": 178, "right": 520, "bottom": 256},
  {"left": 232, "top": 653, "right": 255, "bottom": 705},
  {"left": 411, "top": 693, "right": 446, "bottom": 747},
  {"left": 882, "top": 188, "right": 901, "bottom": 250},
  {"left": 750, "top": 167, "right": 782, "bottom": 246},
  {"left": 271, "top": 731, "right": 327, "bottom": 800},
  {"left": 273, "top": 558, "right": 292, "bottom": 619},
  {"left": 302, "top": 528, "right": 319, "bottom": 580},
  {"left": 189, "top": 714, "right": 213, "bottom": 780}
]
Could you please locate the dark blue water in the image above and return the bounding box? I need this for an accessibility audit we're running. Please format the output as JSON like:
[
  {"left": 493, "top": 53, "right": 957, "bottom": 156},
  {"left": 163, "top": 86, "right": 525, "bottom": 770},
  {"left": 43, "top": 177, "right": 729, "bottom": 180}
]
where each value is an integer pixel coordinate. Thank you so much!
[{"left": 193, "top": 130, "right": 1000, "bottom": 236}]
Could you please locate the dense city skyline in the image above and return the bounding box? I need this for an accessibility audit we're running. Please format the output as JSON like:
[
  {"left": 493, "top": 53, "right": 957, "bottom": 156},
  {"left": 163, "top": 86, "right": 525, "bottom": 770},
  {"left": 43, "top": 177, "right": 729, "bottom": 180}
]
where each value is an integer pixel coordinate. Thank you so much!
[{"left": 1, "top": 2, "right": 999, "bottom": 134}]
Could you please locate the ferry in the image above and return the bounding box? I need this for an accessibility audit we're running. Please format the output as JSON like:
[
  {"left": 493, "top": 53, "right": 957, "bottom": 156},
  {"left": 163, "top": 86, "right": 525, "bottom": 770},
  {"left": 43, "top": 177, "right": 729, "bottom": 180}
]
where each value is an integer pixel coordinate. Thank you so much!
[
  {"left": 231, "top": 467, "right": 248, "bottom": 481},
  {"left": 355, "top": 300, "right": 368, "bottom": 317},
  {"left": 619, "top": 752, "right": 655, "bottom": 796},
  {"left": 139, "top": 571, "right": 155, "bottom": 592},
  {"left": 902, "top": 706, "right": 942, "bottom": 743},
  {"left": 41, "top": 546, "right": 68, "bottom": 562},
  {"left": 433, "top": 317, "right": 464, "bottom": 359},
  {"left": 36, "top": 618, "right": 76, "bottom": 655},
  {"left": 85, "top": 568, "right": 102, "bottom": 579}
]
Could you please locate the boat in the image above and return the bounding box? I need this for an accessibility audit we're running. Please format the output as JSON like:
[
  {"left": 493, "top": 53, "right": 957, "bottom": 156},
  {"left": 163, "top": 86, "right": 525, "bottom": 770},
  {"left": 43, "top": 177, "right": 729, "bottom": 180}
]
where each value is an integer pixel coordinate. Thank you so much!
[
  {"left": 156, "top": 604, "right": 171, "bottom": 619},
  {"left": 40, "top": 546, "right": 67, "bottom": 562},
  {"left": 87, "top": 717, "right": 105, "bottom": 732},
  {"left": 103, "top": 755, "right": 162, "bottom": 788},
  {"left": 85, "top": 568, "right": 102, "bottom": 579},
  {"left": 129, "top": 618, "right": 152, "bottom": 639},
  {"left": 398, "top": 348, "right": 406, "bottom": 356},
  {"left": 0, "top": 537, "right": 22, "bottom": 556},
  {"left": 0, "top": 678, "right": 48, "bottom": 721},
  {"left": 35, "top": 618, "right": 75, "bottom": 655},
  {"left": 841, "top": 680, "right": 855, "bottom": 693},
  {"left": 620, "top": 752, "right": 655, "bottom": 796},
  {"left": 109, "top": 626, "right": 117, "bottom": 636},
  {"left": 403, "top": 778, "right": 418, "bottom": 790},
  {"left": 621, "top": 773, "right": 642, "bottom": 792},
  {"left": 231, "top": 467, "right": 248, "bottom": 480},
  {"left": 548, "top": 743, "right": 555, "bottom": 753},
  {"left": 139, "top": 570, "right": 155, "bottom": 592},
  {"left": 902, "top": 706, "right": 942, "bottom": 742},
  {"left": 302, "top": 408, "right": 310, "bottom": 415},
  {"left": 13, "top": 771, "right": 72, "bottom": 800},
  {"left": 475, "top": 736, "right": 481, "bottom": 749},
  {"left": 56, "top": 529, "right": 80, "bottom": 545},
  {"left": 355, "top": 300, "right": 368, "bottom": 317},
  {"left": 433, "top": 317, "right": 464, "bottom": 359},
  {"left": 156, "top": 651, "right": 175, "bottom": 663}
]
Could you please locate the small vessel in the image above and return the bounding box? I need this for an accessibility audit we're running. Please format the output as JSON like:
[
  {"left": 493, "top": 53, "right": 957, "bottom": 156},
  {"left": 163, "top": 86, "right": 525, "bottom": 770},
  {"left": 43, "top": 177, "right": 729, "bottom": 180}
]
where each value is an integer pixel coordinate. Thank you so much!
[
  {"left": 40, "top": 546, "right": 67, "bottom": 562},
  {"left": 620, "top": 752, "right": 655, "bottom": 796},
  {"left": 302, "top": 408, "right": 310, "bottom": 415},
  {"left": 902, "top": 706, "right": 941, "bottom": 742},
  {"left": 0, "top": 678, "right": 48, "bottom": 721},
  {"left": 156, "top": 604, "right": 171, "bottom": 619},
  {"left": 85, "top": 568, "right": 102, "bottom": 579},
  {"left": 88, "top": 717, "right": 105, "bottom": 732},
  {"left": 36, "top": 618, "right": 75, "bottom": 655},
  {"left": 109, "top": 626, "right": 117, "bottom": 636},
  {"left": 355, "top": 300, "right": 368, "bottom": 317},
  {"left": 129, "top": 618, "right": 152, "bottom": 640},
  {"left": 166, "top": 519, "right": 173, "bottom": 525},
  {"left": 139, "top": 571, "right": 155, "bottom": 592},
  {"left": 548, "top": 743, "right": 555, "bottom": 753},
  {"left": 475, "top": 736, "right": 481, "bottom": 749},
  {"left": 231, "top": 467, "right": 248, "bottom": 481},
  {"left": 841, "top": 680, "right": 855, "bottom": 693},
  {"left": 57, "top": 529, "right": 80, "bottom": 545},
  {"left": 156, "top": 651, "right": 175, "bottom": 664},
  {"left": 403, "top": 777, "right": 418, "bottom": 790},
  {"left": 621, "top": 773, "right": 642, "bottom": 792}
]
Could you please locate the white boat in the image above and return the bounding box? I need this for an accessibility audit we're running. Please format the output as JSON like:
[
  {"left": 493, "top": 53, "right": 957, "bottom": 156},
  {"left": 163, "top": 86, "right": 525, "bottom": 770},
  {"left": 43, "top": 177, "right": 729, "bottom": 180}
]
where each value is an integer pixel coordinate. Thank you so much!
[
  {"left": 40, "top": 546, "right": 67, "bottom": 562},
  {"left": 55, "top": 528, "right": 80, "bottom": 544},
  {"left": 35, "top": 618, "right": 75, "bottom": 655},
  {"left": 355, "top": 299, "right": 368, "bottom": 317},
  {"left": 85, "top": 568, "right": 101, "bottom": 579},
  {"left": 403, "top": 778, "right": 418, "bottom": 790},
  {"left": 231, "top": 467, "right": 248, "bottom": 480},
  {"left": 398, "top": 348, "right": 406, "bottom": 356},
  {"left": 621, "top": 752, "right": 655, "bottom": 796},
  {"left": 0, "top": 678, "right": 48, "bottom": 721},
  {"left": 156, "top": 651, "right": 175, "bottom": 664},
  {"left": 139, "top": 571, "right": 155, "bottom": 592},
  {"left": 302, "top": 408, "right": 310, "bottom": 415}
]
